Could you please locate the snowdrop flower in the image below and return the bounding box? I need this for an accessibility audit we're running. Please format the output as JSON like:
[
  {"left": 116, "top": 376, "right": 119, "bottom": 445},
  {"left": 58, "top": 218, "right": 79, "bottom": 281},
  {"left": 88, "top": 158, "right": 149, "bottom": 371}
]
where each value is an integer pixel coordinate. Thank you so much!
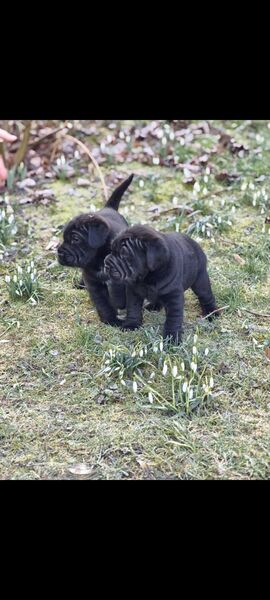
[
  {"left": 194, "top": 182, "right": 200, "bottom": 193},
  {"left": 172, "top": 365, "right": 178, "bottom": 377},
  {"left": 139, "top": 349, "right": 144, "bottom": 357},
  {"left": 192, "top": 346, "right": 197, "bottom": 355},
  {"left": 133, "top": 381, "right": 138, "bottom": 393},
  {"left": 149, "top": 372, "right": 155, "bottom": 380},
  {"left": 31, "top": 273, "right": 35, "bottom": 281},
  {"left": 182, "top": 381, "right": 188, "bottom": 393},
  {"left": 5, "top": 275, "right": 10, "bottom": 283},
  {"left": 193, "top": 334, "right": 198, "bottom": 344},
  {"left": 210, "top": 377, "right": 214, "bottom": 388},
  {"left": 162, "top": 362, "right": 168, "bottom": 376},
  {"left": 13, "top": 274, "right": 17, "bottom": 283},
  {"left": 161, "top": 137, "right": 167, "bottom": 146},
  {"left": 191, "top": 362, "right": 197, "bottom": 373},
  {"left": 159, "top": 341, "right": 163, "bottom": 352},
  {"left": 205, "top": 348, "right": 209, "bottom": 356},
  {"left": 148, "top": 392, "right": 154, "bottom": 403},
  {"left": 153, "top": 157, "right": 160, "bottom": 165},
  {"left": 181, "top": 362, "right": 185, "bottom": 371},
  {"left": 139, "top": 180, "right": 144, "bottom": 188},
  {"left": 189, "top": 388, "right": 194, "bottom": 400}
]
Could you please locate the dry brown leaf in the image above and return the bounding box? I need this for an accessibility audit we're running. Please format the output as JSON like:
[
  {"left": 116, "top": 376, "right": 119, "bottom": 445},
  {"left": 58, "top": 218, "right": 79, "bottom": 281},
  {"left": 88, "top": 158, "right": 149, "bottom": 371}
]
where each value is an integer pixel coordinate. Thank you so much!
[
  {"left": 68, "top": 464, "right": 93, "bottom": 476},
  {"left": 265, "top": 347, "right": 270, "bottom": 359},
  {"left": 233, "top": 254, "right": 246, "bottom": 265}
]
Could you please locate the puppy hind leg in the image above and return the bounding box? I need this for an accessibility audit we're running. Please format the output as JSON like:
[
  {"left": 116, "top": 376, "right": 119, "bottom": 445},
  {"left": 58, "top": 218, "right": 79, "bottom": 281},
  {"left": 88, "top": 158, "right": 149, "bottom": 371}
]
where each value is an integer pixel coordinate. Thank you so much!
[{"left": 191, "top": 270, "right": 218, "bottom": 320}]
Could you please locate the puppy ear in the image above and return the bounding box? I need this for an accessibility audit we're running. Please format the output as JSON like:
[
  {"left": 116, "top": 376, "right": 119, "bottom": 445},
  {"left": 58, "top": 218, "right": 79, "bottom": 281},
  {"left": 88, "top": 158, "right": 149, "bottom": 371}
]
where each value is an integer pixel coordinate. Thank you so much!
[
  {"left": 146, "top": 238, "right": 169, "bottom": 271},
  {"left": 88, "top": 219, "right": 109, "bottom": 248}
]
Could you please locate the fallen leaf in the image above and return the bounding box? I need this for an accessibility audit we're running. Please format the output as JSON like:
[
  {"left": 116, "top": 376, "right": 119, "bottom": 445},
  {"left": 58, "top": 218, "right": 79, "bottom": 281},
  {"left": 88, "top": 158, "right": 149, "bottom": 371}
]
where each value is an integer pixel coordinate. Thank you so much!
[
  {"left": 68, "top": 464, "right": 93, "bottom": 476},
  {"left": 265, "top": 347, "right": 270, "bottom": 359},
  {"left": 233, "top": 253, "right": 246, "bottom": 265},
  {"left": 77, "top": 177, "right": 90, "bottom": 187},
  {"left": 17, "top": 178, "right": 36, "bottom": 189}
]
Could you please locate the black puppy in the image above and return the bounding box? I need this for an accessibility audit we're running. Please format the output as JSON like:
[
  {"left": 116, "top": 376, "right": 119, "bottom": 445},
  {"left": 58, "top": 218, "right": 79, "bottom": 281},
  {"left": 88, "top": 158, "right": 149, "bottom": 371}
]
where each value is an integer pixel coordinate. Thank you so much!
[
  {"left": 104, "top": 224, "right": 218, "bottom": 343},
  {"left": 57, "top": 174, "right": 133, "bottom": 325}
]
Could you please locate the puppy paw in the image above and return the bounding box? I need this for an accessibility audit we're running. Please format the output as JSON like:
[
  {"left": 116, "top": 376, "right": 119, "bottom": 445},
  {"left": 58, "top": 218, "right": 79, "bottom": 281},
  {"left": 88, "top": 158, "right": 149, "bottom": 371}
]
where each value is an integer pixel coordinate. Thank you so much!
[
  {"left": 118, "top": 320, "right": 141, "bottom": 331},
  {"left": 202, "top": 306, "right": 220, "bottom": 321}
]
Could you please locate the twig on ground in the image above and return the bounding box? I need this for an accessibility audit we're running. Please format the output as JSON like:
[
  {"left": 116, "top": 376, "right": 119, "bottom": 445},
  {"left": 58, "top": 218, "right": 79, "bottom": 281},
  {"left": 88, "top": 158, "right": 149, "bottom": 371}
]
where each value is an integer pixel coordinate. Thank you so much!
[
  {"left": 201, "top": 305, "right": 230, "bottom": 320},
  {"left": 240, "top": 308, "right": 270, "bottom": 319}
]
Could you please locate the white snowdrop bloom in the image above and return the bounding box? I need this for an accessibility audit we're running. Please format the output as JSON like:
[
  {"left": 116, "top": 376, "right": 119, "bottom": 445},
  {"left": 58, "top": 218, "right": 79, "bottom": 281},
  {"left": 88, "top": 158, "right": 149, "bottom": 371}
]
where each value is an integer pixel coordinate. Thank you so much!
[
  {"left": 192, "top": 346, "right": 197, "bottom": 355},
  {"left": 153, "top": 157, "right": 160, "bottom": 165},
  {"left": 204, "top": 175, "right": 208, "bottom": 183},
  {"left": 181, "top": 362, "right": 185, "bottom": 371},
  {"left": 149, "top": 372, "right": 155, "bottom": 380},
  {"left": 203, "top": 187, "right": 208, "bottom": 196},
  {"left": 19, "top": 279, "right": 23, "bottom": 286},
  {"left": 194, "top": 182, "right": 200, "bottom": 193},
  {"left": 162, "top": 137, "right": 167, "bottom": 146},
  {"left": 8, "top": 214, "right": 14, "bottom": 224},
  {"left": 13, "top": 275, "right": 18, "bottom": 283},
  {"left": 162, "top": 363, "right": 168, "bottom": 376},
  {"left": 191, "top": 362, "right": 197, "bottom": 373},
  {"left": 153, "top": 346, "right": 158, "bottom": 353},
  {"left": 205, "top": 167, "right": 210, "bottom": 175},
  {"left": 175, "top": 223, "right": 180, "bottom": 232},
  {"left": 17, "top": 266, "right": 23, "bottom": 274},
  {"left": 182, "top": 381, "right": 188, "bottom": 393},
  {"left": 172, "top": 365, "right": 178, "bottom": 377},
  {"left": 139, "top": 180, "right": 144, "bottom": 188},
  {"left": 119, "top": 131, "right": 125, "bottom": 139},
  {"left": 5, "top": 275, "right": 11, "bottom": 283},
  {"left": 172, "top": 196, "right": 178, "bottom": 205},
  {"left": 205, "top": 348, "right": 209, "bottom": 356},
  {"left": 148, "top": 392, "right": 154, "bottom": 403},
  {"left": 133, "top": 381, "right": 138, "bottom": 393},
  {"left": 189, "top": 388, "right": 194, "bottom": 400},
  {"left": 31, "top": 273, "right": 35, "bottom": 281},
  {"left": 120, "top": 379, "right": 126, "bottom": 386},
  {"left": 210, "top": 377, "right": 214, "bottom": 388},
  {"left": 231, "top": 205, "right": 236, "bottom": 213},
  {"left": 218, "top": 216, "right": 222, "bottom": 224},
  {"left": 169, "top": 131, "right": 175, "bottom": 141},
  {"left": 159, "top": 341, "right": 163, "bottom": 352},
  {"left": 139, "top": 349, "right": 144, "bottom": 357},
  {"left": 126, "top": 135, "right": 131, "bottom": 143},
  {"left": 30, "top": 261, "right": 34, "bottom": 268},
  {"left": 194, "top": 334, "right": 198, "bottom": 344}
]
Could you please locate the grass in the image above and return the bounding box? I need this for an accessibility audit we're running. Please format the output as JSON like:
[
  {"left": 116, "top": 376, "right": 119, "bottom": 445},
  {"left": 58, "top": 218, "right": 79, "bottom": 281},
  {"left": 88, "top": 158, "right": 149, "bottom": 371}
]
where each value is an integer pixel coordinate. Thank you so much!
[{"left": 0, "top": 119, "right": 270, "bottom": 479}]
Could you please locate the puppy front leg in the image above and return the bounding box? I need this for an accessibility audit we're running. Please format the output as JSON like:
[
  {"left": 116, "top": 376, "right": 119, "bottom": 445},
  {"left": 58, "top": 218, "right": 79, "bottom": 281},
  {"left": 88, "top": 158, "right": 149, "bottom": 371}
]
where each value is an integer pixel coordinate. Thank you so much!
[
  {"left": 162, "top": 291, "right": 184, "bottom": 343},
  {"left": 87, "top": 282, "right": 118, "bottom": 325},
  {"left": 120, "top": 286, "right": 144, "bottom": 331}
]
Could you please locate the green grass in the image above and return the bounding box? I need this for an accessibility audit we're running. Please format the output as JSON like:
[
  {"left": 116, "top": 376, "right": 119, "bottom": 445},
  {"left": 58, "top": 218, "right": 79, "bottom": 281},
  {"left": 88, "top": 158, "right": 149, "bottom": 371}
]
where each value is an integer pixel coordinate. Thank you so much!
[{"left": 0, "top": 120, "right": 270, "bottom": 479}]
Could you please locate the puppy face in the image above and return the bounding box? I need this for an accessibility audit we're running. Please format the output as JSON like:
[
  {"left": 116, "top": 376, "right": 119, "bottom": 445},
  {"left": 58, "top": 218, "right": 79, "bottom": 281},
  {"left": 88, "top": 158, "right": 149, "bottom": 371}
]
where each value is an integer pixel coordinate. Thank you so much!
[
  {"left": 57, "top": 214, "right": 109, "bottom": 269},
  {"left": 104, "top": 225, "right": 169, "bottom": 283}
]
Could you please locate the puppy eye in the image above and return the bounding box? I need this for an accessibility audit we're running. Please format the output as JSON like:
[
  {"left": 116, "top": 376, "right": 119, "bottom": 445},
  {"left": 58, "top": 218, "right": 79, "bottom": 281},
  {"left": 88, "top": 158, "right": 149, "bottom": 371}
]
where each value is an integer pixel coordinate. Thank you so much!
[{"left": 71, "top": 234, "right": 80, "bottom": 243}]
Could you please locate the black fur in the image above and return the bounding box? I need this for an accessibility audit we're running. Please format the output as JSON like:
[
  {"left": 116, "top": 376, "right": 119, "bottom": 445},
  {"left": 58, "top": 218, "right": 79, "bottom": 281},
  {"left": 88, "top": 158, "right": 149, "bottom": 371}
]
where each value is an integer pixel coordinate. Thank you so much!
[
  {"left": 104, "top": 224, "right": 218, "bottom": 343},
  {"left": 57, "top": 174, "right": 133, "bottom": 325}
]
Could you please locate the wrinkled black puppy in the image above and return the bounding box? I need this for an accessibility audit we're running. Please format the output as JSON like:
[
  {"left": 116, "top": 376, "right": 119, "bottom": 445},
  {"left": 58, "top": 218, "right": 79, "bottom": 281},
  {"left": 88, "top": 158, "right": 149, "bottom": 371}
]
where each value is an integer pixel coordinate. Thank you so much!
[
  {"left": 104, "top": 225, "right": 218, "bottom": 343},
  {"left": 57, "top": 174, "right": 133, "bottom": 325}
]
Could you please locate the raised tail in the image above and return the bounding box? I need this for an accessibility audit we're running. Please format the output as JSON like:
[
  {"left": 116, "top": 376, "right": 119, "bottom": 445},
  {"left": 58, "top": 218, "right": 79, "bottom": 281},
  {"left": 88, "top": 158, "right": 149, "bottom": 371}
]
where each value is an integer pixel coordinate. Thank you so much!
[{"left": 105, "top": 174, "right": 134, "bottom": 211}]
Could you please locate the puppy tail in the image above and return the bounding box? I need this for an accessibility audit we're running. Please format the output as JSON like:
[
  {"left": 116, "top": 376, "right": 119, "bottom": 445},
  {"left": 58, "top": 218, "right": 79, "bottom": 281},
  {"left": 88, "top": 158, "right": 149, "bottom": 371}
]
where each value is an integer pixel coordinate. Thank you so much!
[{"left": 105, "top": 174, "right": 134, "bottom": 211}]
